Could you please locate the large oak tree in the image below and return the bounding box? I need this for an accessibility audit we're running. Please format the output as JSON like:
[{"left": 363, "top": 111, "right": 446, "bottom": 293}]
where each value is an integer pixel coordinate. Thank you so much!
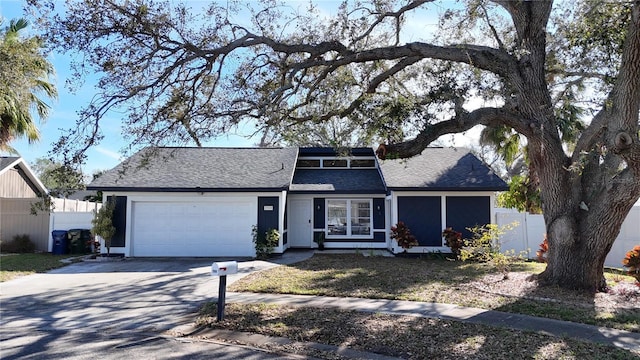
[{"left": 35, "top": 0, "right": 640, "bottom": 291}]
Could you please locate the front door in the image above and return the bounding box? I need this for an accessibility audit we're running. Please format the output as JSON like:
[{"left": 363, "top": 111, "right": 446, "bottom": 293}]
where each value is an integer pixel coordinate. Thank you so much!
[{"left": 289, "top": 199, "right": 312, "bottom": 247}]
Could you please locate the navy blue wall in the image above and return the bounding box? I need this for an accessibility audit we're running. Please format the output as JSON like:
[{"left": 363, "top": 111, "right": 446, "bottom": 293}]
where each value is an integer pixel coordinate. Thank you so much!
[
  {"left": 258, "top": 197, "right": 279, "bottom": 235},
  {"left": 313, "top": 198, "right": 325, "bottom": 228},
  {"left": 397, "top": 196, "right": 442, "bottom": 246},
  {"left": 107, "top": 196, "right": 127, "bottom": 248},
  {"left": 373, "top": 198, "right": 385, "bottom": 230},
  {"left": 445, "top": 196, "right": 490, "bottom": 240}
]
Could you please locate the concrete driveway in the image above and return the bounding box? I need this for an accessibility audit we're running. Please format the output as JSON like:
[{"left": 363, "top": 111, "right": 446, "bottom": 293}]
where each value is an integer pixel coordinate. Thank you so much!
[{"left": 0, "top": 251, "right": 313, "bottom": 359}]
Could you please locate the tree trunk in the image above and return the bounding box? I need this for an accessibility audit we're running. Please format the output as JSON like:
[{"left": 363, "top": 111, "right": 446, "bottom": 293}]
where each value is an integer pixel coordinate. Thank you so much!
[
  {"left": 540, "top": 215, "right": 609, "bottom": 292},
  {"left": 527, "top": 1, "right": 640, "bottom": 292},
  {"left": 528, "top": 126, "right": 639, "bottom": 292}
]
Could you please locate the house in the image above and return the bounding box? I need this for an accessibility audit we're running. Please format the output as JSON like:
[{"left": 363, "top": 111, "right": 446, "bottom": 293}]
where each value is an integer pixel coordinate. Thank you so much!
[
  {"left": 0, "top": 157, "right": 50, "bottom": 250},
  {"left": 87, "top": 147, "right": 508, "bottom": 257}
]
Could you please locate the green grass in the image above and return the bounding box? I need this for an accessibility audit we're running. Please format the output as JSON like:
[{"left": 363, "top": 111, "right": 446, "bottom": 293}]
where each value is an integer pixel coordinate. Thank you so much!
[
  {"left": 0, "top": 253, "right": 75, "bottom": 282},
  {"left": 230, "top": 254, "right": 639, "bottom": 331}
]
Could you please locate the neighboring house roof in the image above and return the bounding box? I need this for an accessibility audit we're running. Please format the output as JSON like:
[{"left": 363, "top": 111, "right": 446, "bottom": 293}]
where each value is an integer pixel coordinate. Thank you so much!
[
  {"left": 0, "top": 157, "right": 19, "bottom": 171},
  {"left": 87, "top": 147, "right": 299, "bottom": 192},
  {"left": 378, "top": 147, "right": 508, "bottom": 191},
  {"left": 291, "top": 169, "right": 386, "bottom": 193},
  {"left": 0, "top": 156, "right": 48, "bottom": 195},
  {"left": 60, "top": 190, "right": 99, "bottom": 200}
]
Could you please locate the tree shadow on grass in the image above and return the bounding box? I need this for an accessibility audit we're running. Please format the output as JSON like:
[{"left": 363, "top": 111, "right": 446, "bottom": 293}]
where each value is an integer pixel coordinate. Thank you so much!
[
  {"left": 201, "top": 303, "right": 639, "bottom": 359},
  {"left": 482, "top": 271, "right": 640, "bottom": 333}
]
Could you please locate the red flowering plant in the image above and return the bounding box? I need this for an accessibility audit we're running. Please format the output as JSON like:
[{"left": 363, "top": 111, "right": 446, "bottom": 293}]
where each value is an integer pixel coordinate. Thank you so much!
[
  {"left": 622, "top": 245, "right": 640, "bottom": 286},
  {"left": 442, "top": 227, "right": 464, "bottom": 259},
  {"left": 536, "top": 235, "right": 549, "bottom": 263},
  {"left": 390, "top": 221, "right": 418, "bottom": 252}
]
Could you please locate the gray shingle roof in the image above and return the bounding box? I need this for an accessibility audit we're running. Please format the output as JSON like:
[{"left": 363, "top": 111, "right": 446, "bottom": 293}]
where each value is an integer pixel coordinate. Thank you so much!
[
  {"left": 291, "top": 169, "right": 386, "bottom": 193},
  {"left": 88, "top": 147, "right": 506, "bottom": 193},
  {"left": 379, "top": 147, "right": 508, "bottom": 191},
  {"left": 88, "top": 147, "right": 298, "bottom": 191},
  {"left": 0, "top": 157, "right": 20, "bottom": 172},
  {"left": 0, "top": 156, "right": 48, "bottom": 194}
]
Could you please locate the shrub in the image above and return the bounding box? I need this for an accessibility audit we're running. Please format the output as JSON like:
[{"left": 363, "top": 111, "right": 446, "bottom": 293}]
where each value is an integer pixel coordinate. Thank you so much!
[
  {"left": 622, "top": 245, "right": 640, "bottom": 286},
  {"left": 459, "top": 224, "right": 501, "bottom": 262},
  {"left": 450, "top": 223, "right": 520, "bottom": 278},
  {"left": 536, "top": 234, "right": 549, "bottom": 263},
  {"left": 252, "top": 226, "right": 279, "bottom": 259},
  {"left": 91, "top": 198, "right": 116, "bottom": 254},
  {"left": 442, "top": 227, "right": 464, "bottom": 259},
  {"left": 391, "top": 221, "right": 418, "bottom": 251},
  {"left": 0, "top": 234, "right": 36, "bottom": 253}
]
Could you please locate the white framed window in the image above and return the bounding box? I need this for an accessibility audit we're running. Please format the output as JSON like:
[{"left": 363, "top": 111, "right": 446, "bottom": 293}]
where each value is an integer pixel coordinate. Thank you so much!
[
  {"left": 294, "top": 157, "right": 378, "bottom": 169},
  {"left": 326, "top": 199, "right": 372, "bottom": 238}
]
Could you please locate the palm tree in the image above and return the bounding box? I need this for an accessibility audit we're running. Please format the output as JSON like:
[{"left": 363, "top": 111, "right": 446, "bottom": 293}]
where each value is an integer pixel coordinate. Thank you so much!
[{"left": 0, "top": 18, "right": 57, "bottom": 152}]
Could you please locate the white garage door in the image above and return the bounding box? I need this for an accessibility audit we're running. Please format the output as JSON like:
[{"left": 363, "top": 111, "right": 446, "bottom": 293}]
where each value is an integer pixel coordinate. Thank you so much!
[{"left": 131, "top": 199, "right": 255, "bottom": 257}]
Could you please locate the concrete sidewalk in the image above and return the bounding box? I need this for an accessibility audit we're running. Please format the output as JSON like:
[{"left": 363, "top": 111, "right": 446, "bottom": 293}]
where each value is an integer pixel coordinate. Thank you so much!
[{"left": 222, "top": 292, "right": 640, "bottom": 352}]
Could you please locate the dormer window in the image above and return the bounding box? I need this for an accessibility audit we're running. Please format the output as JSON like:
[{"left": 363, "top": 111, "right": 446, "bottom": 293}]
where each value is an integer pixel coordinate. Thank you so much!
[
  {"left": 295, "top": 157, "right": 377, "bottom": 169},
  {"left": 350, "top": 159, "right": 376, "bottom": 168},
  {"left": 323, "top": 159, "right": 348, "bottom": 168},
  {"left": 296, "top": 159, "right": 321, "bottom": 168}
]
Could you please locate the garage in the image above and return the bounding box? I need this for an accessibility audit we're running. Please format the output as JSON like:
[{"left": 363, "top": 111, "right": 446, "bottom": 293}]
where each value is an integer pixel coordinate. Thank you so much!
[{"left": 131, "top": 198, "right": 256, "bottom": 257}]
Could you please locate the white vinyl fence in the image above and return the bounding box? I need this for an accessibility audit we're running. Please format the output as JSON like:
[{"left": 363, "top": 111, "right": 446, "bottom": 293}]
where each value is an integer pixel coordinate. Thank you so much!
[
  {"left": 495, "top": 205, "right": 640, "bottom": 269},
  {"left": 47, "top": 199, "right": 102, "bottom": 252},
  {"left": 51, "top": 198, "right": 101, "bottom": 213}
]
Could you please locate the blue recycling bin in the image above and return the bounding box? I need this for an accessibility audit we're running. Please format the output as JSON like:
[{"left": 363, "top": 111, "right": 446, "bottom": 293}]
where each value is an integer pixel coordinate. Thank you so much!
[{"left": 52, "top": 230, "right": 69, "bottom": 255}]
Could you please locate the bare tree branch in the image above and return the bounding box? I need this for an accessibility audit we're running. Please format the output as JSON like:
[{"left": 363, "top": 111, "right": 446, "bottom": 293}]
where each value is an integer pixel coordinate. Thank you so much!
[{"left": 377, "top": 106, "right": 530, "bottom": 159}]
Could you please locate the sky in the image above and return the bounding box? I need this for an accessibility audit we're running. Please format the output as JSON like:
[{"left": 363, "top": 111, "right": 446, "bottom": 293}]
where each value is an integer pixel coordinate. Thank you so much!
[
  {"left": 1, "top": 0, "right": 258, "bottom": 176},
  {"left": 1, "top": 0, "right": 479, "bottom": 177}
]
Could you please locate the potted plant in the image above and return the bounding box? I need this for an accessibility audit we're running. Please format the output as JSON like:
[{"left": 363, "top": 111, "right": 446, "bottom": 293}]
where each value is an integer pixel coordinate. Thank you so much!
[
  {"left": 91, "top": 198, "right": 116, "bottom": 256},
  {"left": 313, "top": 231, "right": 325, "bottom": 250}
]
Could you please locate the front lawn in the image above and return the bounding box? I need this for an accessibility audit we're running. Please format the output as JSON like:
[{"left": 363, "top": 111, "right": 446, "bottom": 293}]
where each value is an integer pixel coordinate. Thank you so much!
[
  {"left": 229, "top": 254, "right": 640, "bottom": 332},
  {"left": 0, "top": 253, "right": 76, "bottom": 282},
  {"left": 197, "top": 303, "right": 640, "bottom": 360}
]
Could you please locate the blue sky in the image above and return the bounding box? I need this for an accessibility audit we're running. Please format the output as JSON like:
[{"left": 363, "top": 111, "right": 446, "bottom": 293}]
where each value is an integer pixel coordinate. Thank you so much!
[
  {"left": 0, "top": 0, "right": 257, "bottom": 175},
  {"left": 1, "top": 0, "right": 474, "bottom": 177}
]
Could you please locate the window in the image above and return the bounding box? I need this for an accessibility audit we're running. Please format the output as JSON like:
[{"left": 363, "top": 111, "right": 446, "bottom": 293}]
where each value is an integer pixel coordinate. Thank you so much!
[
  {"left": 351, "top": 200, "right": 371, "bottom": 235},
  {"left": 323, "top": 159, "right": 348, "bottom": 168},
  {"left": 350, "top": 159, "right": 376, "bottom": 168},
  {"left": 327, "top": 201, "right": 347, "bottom": 236},
  {"left": 326, "top": 199, "right": 372, "bottom": 237},
  {"left": 296, "top": 159, "right": 321, "bottom": 168}
]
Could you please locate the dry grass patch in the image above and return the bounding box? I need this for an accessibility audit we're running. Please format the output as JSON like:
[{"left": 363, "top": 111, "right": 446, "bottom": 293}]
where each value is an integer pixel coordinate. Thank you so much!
[
  {"left": 197, "top": 303, "right": 639, "bottom": 360},
  {"left": 230, "top": 254, "right": 640, "bottom": 331},
  {"left": 0, "top": 253, "right": 75, "bottom": 282}
]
